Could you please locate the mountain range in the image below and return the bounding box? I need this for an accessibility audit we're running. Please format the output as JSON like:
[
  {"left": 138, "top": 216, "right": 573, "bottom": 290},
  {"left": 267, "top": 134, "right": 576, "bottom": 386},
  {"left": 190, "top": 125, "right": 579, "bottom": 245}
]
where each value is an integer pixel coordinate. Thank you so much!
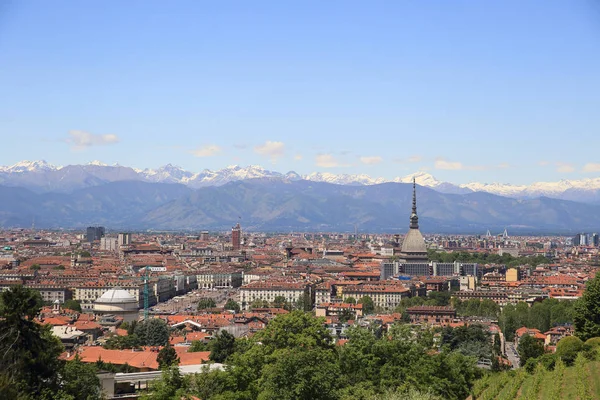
[
  {"left": 2, "top": 160, "right": 600, "bottom": 203},
  {"left": 2, "top": 160, "right": 600, "bottom": 232},
  {"left": 1, "top": 176, "right": 600, "bottom": 233}
]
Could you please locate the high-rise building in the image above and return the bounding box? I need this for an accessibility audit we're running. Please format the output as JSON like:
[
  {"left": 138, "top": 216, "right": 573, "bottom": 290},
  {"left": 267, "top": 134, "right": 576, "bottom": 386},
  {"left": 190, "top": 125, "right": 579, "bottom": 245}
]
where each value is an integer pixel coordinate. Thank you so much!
[
  {"left": 100, "top": 237, "right": 118, "bottom": 251},
  {"left": 592, "top": 233, "right": 599, "bottom": 247},
  {"left": 574, "top": 233, "right": 589, "bottom": 246},
  {"left": 231, "top": 223, "right": 241, "bottom": 251},
  {"left": 118, "top": 233, "right": 132, "bottom": 246},
  {"left": 86, "top": 226, "right": 105, "bottom": 243},
  {"left": 200, "top": 231, "right": 210, "bottom": 241}
]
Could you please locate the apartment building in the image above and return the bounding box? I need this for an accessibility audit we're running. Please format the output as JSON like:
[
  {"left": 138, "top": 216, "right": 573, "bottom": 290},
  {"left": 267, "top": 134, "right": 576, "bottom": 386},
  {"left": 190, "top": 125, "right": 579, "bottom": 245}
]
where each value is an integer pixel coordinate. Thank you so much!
[
  {"left": 197, "top": 268, "right": 242, "bottom": 289},
  {"left": 342, "top": 283, "right": 411, "bottom": 310},
  {"left": 240, "top": 281, "right": 313, "bottom": 310}
]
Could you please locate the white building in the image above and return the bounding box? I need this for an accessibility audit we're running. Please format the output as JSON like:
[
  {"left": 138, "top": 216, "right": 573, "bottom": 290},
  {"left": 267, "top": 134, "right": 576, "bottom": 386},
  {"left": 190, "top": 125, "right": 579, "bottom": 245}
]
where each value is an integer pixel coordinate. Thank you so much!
[
  {"left": 239, "top": 281, "right": 312, "bottom": 310},
  {"left": 94, "top": 288, "right": 140, "bottom": 323}
]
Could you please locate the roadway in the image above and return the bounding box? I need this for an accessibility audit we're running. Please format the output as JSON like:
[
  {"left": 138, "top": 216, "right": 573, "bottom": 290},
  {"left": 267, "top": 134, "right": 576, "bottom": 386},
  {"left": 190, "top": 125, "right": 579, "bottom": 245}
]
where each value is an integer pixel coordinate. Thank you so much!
[
  {"left": 505, "top": 341, "right": 520, "bottom": 368},
  {"left": 150, "top": 287, "right": 238, "bottom": 314}
]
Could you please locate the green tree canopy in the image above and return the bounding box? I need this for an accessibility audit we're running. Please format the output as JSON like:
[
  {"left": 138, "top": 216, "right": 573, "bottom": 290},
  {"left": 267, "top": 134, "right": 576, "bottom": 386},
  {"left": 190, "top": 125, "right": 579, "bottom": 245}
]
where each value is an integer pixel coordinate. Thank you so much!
[
  {"left": 0, "top": 286, "right": 102, "bottom": 399},
  {"left": 61, "top": 356, "right": 102, "bottom": 400},
  {"left": 258, "top": 347, "right": 342, "bottom": 400},
  {"left": 157, "top": 343, "right": 180, "bottom": 369},
  {"left": 224, "top": 299, "right": 240, "bottom": 312},
  {"left": 555, "top": 335, "right": 583, "bottom": 365},
  {"left": 574, "top": 273, "right": 600, "bottom": 341},
  {"left": 135, "top": 318, "right": 170, "bottom": 346},
  {"left": 254, "top": 311, "right": 334, "bottom": 351},
  {"left": 272, "top": 295, "right": 287, "bottom": 309},
  {"left": 357, "top": 296, "right": 375, "bottom": 315},
  {"left": 209, "top": 330, "right": 236, "bottom": 363},
  {"left": 63, "top": 299, "right": 82, "bottom": 313},
  {"left": 517, "top": 334, "right": 545, "bottom": 366},
  {"left": 197, "top": 298, "right": 217, "bottom": 310}
]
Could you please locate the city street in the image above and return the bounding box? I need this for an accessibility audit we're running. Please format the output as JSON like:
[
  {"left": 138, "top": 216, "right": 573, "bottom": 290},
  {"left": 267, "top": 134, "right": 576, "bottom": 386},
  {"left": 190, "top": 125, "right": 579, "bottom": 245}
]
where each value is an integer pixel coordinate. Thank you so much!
[
  {"left": 151, "top": 288, "right": 238, "bottom": 314},
  {"left": 505, "top": 342, "right": 520, "bottom": 369}
]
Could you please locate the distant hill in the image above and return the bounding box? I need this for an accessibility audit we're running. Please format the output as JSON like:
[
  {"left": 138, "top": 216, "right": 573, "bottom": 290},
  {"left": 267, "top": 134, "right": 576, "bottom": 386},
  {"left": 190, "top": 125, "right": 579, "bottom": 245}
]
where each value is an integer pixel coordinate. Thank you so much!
[{"left": 1, "top": 179, "right": 600, "bottom": 233}]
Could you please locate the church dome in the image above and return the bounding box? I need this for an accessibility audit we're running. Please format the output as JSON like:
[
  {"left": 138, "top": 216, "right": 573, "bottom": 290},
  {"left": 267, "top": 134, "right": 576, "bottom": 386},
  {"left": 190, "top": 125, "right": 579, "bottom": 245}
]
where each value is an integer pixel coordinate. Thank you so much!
[
  {"left": 401, "top": 228, "right": 427, "bottom": 254},
  {"left": 95, "top": 288, "right": 137, "bottom": 304}
]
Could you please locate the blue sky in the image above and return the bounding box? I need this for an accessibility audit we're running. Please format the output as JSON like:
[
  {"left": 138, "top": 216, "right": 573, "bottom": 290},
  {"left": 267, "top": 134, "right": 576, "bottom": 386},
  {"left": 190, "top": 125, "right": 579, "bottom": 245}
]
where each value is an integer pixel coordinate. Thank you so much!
[{"left": 1, "top": 1, "right": 599, "bottom": 184}]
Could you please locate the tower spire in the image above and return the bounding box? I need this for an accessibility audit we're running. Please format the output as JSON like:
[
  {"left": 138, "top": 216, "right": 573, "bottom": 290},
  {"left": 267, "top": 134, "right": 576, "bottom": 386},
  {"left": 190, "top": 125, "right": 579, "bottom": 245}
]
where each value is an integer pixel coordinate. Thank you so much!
[{"left": 410, "top": 177, "right": 419, "bottom": 229}]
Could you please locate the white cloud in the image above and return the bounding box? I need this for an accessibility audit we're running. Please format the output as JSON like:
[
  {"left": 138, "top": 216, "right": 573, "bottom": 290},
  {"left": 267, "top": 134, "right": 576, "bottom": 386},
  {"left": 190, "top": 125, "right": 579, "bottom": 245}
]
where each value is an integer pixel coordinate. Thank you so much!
[
  {"left": 190, "top": 144, "right": 221, "bottom": 157},
  {"left": 394, "top": 155, "right": 422, "bottom": 164},
  {"left": 360, "top": 156, "right": 383, "bottom": 165},
  {"left": 434, "top": 157, "right": 486, "bottom": 171},
  {"left": 582, "top": 163, "right": 600, "bottom": 173},
  {"left": 555, "top": 162, "right": 575, "bottom": 173},
  {"left": 67, "top": 130, "right": 119, "bottom": 150},
  {"left": 294, "top": 154, "right": 303, "bottom": 161},
  {"left": 315, "top": 154, "right": 350, "bottom": 168},
  {"left": 254, "top": 141, "right": 285, "bottom": 162},
  {"left": 434, "top": 158, "right": 465, "bottom": 170}
]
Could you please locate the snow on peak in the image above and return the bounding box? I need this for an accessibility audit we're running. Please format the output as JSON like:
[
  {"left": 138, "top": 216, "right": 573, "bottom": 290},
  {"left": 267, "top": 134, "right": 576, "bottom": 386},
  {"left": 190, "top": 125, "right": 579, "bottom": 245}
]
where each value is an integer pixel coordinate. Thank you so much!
[
  {"left": 88, "top": 160, "right": 107, "bottom": 166},
  {"left": 2, "top": 160, "right": 58, "bottom": 173}
]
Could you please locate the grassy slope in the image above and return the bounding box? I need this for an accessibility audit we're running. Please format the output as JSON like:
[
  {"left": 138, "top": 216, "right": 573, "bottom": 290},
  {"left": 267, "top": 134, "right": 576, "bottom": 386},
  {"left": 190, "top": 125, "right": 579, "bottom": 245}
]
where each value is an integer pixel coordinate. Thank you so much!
[{"left": 473, "top": 360, "right": 600, "bottom": 400}]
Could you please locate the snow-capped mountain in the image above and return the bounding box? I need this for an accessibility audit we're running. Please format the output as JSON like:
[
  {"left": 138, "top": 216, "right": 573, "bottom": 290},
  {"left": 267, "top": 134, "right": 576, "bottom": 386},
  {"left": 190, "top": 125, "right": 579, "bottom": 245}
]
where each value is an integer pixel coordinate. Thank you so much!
[
  {"left": 0, "top": 160, "right": 60, "bottom": 173},
  {"left": 1, "top": 160, "right": 600, "bottom": 203},
  {"left": 304, "top": 172, "right": 388, "bottom": 186}
]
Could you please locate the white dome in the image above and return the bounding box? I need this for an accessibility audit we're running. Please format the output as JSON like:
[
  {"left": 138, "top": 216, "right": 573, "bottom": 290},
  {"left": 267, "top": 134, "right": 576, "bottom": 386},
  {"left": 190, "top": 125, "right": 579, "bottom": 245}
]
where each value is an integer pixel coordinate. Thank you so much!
[{"left": 96, "top": 288, "right": 137, "bottom": 304}]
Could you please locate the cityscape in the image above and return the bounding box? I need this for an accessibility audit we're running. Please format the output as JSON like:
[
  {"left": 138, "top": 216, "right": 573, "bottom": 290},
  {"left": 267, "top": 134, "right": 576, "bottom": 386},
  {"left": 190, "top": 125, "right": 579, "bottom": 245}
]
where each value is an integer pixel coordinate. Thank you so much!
[
  {"left": 1, "top": 182, "right": 600, "bottom": 398},
  {"left": 2, "top": 1, "right": 600, "bottom": 400}
]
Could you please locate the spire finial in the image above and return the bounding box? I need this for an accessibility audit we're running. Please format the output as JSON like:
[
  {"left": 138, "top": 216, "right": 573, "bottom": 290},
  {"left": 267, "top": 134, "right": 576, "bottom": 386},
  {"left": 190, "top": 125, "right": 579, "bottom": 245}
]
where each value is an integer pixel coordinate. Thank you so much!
[{"left": 410, "top": 177, "right": 419, "bottom": 229}]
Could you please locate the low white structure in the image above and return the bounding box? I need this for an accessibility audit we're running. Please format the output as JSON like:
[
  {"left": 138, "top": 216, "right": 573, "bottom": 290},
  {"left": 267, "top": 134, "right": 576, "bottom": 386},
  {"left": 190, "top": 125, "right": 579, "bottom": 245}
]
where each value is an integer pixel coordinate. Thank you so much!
[{"left": 94, "top": 288, "right": 139, "bottom": 323}]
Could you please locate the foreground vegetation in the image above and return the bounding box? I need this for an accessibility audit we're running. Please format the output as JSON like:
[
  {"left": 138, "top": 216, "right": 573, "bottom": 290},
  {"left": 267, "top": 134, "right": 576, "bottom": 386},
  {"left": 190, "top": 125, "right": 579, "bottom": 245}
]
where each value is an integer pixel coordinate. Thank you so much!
[
  {"left": 472, "top": 355, "right": 600, "bottom": 400},
  {"left": 145, "top": 312, "right": 482, "bottom": 400}
]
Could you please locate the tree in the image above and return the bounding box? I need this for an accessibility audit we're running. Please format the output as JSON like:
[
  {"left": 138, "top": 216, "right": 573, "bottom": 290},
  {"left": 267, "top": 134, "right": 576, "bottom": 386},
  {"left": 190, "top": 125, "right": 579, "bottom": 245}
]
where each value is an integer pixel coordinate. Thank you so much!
[
  {"left": 574, "top": 273, "right": 600, "bottom": 341},
  {"left": 135, "top": 318, "right": 170, "bottom": 346},
  {"left": 224, "top": 299, "right": 240, "bottom": 312},
  {"left": 157, "top": 343, "right": 180, "bottom": 369},
  {"left": 0, "top": 286, "right": 64, "bottom": 396},
  {"left": 142, "top": 366, "right": 188, "bottom": 400},
  {"left": 103, "top": 334, "right": 141, "bottom": 350},
  {"left": 258, "top": 348, "right": 341, "bottom": 400},
  {"left": 555, "top": 336, "right": 583, "bottom": 365},
  {"left": 357, "top": 296, "right": 375, "bottom": 315},
  {"left": 344, "top": 297, "right": 356, "bottom": 304},
  {"left": 272, "top": 295, "right": 287, "bottom": 309},
  {"left": 198, "top": 298, "right": 216, "bottom": 310},
  {"left": 517, "top": 335, "right": 545, "bottom": 366},
  {"left": 79, "top": 251, "right": 91, "bottom": 258},
  {"left": 61, "top": 356, "right": 102, "bottom": 400},
  {"left": 189, "top": 340, "right": 209, "bottom": 352},
  {"left": 338, "top": 308, "right": 354, "bottom": 324},
  {"left": 251, "top": 298, "right": 270, "bottom": 309},
  {"left": 255, "top": 311, "right": 334, "bottom": 351},
  {"left": 188, "top": 366, "right": 233, "bottom": 400},
  {"left": 209, "top": 330, "right": 236, "bottom": 363},
  {"left": 30, "top": 264, "right": 40, "bottom": 270},
  {"left": 63, "top": 299, "right": 82, "bottom": 313},
  {"left": 295, "top": 293, "right": 312, "bottom": 311}
]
